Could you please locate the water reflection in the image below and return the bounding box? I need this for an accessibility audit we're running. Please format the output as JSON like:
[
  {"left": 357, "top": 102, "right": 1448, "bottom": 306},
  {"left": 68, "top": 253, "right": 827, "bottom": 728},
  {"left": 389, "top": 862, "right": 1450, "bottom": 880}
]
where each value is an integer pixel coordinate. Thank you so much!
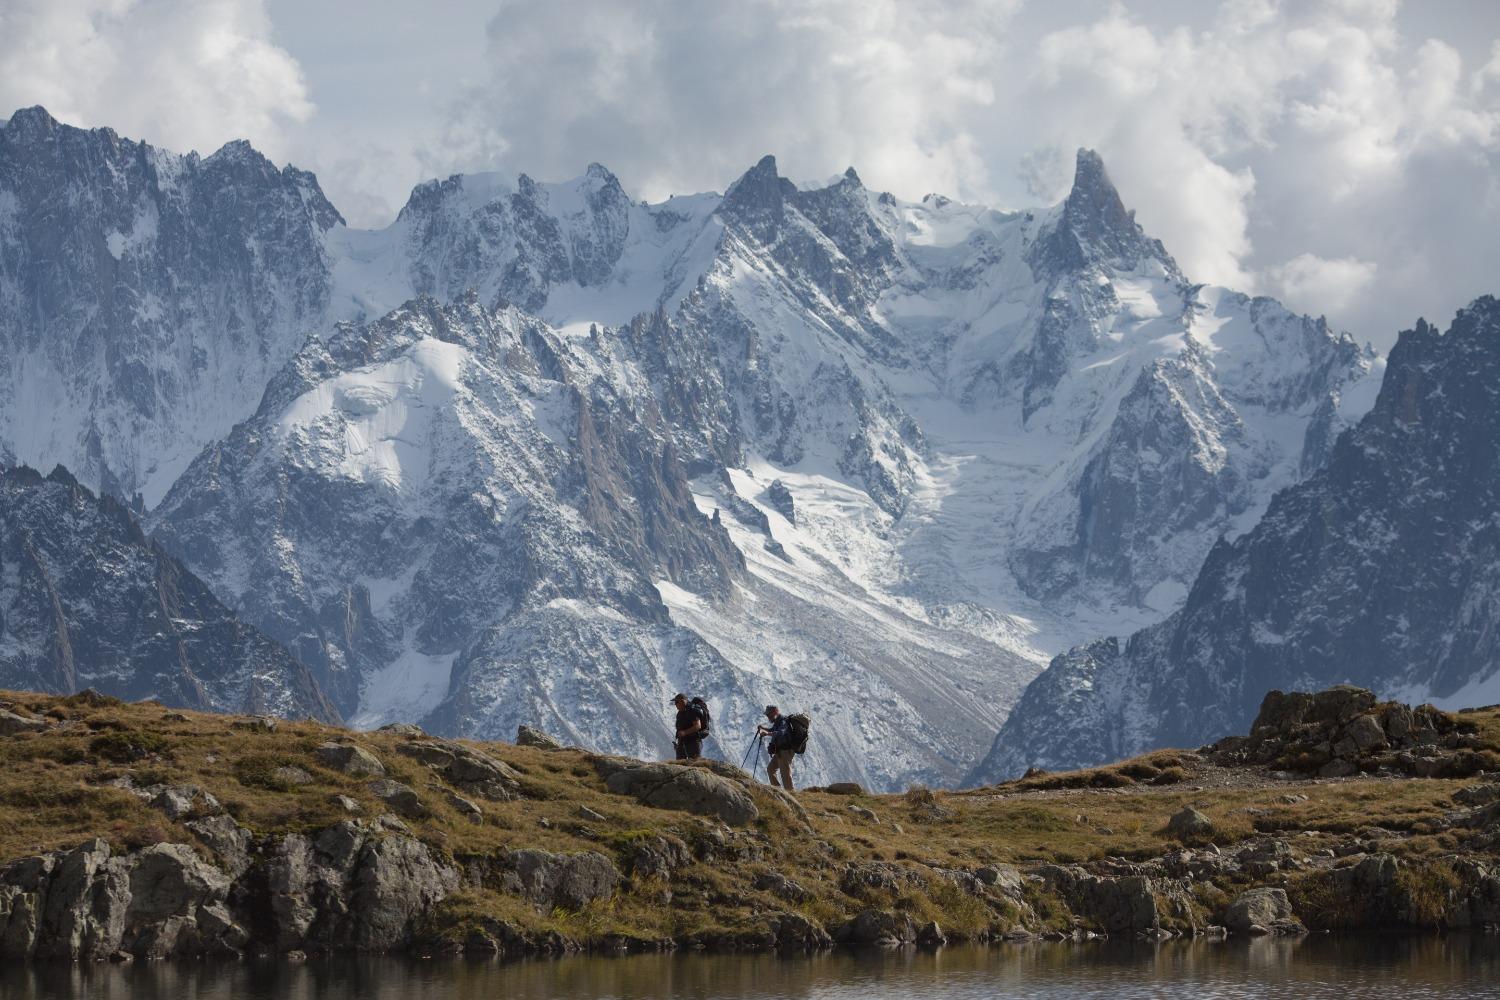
[{"left": 6, "top": 936, "right": 1499, "bottom": 999}]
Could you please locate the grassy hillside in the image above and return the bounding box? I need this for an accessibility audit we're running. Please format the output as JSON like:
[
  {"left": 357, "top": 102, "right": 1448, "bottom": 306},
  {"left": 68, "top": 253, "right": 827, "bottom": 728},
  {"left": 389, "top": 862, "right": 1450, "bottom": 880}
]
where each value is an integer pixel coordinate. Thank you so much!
[{"left": 2, "top": 686, "right": 1499, "bottom": 957}]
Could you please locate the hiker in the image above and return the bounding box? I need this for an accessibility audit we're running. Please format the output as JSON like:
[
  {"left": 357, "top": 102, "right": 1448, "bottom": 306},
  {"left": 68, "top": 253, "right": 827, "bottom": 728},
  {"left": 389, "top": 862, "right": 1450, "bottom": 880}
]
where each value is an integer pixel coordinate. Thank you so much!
[
  {"left": 671, "top": 693, "right": 708, "bottom": 759},
  {"left": 757, "top": 705, "right": 797, "bottom": 791}
]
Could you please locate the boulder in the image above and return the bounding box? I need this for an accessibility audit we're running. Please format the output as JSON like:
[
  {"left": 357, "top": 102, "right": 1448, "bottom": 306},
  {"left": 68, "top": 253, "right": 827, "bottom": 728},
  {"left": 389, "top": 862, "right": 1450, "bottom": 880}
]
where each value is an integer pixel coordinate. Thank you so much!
[
  {"left": 498, "top": 850, "right": 620, "bottom": 911},
  {"left": 33, "top": 839, "right": 127, "bottom": 960},
  {"left": 975, "top": 864, "right": 1024, "bottom": 891},
  {"left": 378, "top": 722, "right": 425, "bottom": 737},
  {"left": 603, "top": 763, "right": 759, "bottom": 825},
  {"left": 314, "top": 742, "right": 386, "bottom": 777},
  {"left": 367, "top": 780, "right": 428, "bottom": 819},
  {"left": 397, "top": 740, "right": 523, "bottom": 801},
  {"left": 349, "top": 835, "right": 460, "bottom": 950},
  {"left": 837, "top": 909, "right": 916, "bottom": 946},
  {"left": 444, "top": 791, "right": 484, "bottom": 823},
  {"left": 770, "top": 911, "right": 830, "bottom": 950},
  {"left": 145, "top": 784, "right": 220, "bottom": 820},
  {"left": 917, "top": 920, "right": 947, "bottom": 946},
  {"left": 752, "top": 871, "right": 811, "bottom": 902},
  {"left": 1038, "top": 866, "right": 1159, "bottom": 935},
  {"left": 0, "top": 709, "right": 48, "bottom": 736},
  {"left": 623, "top": 835, "right": 692, "bottom": 878},
  {"left": 840, "top": 862, "right": 927, "bottom": 896},
  {"left": 1166, "top": 806, "right": 1214, "bottom": 841},
  {"left": 849, "top": 805, "right": 878, "bottom": 823},
  {"left": 272, "top": 765, "right": 314, "bottom": 787},
  {"left": 1225, "top": 887, "right": 1305, "bottom": 935},
  {"left": 516, "top": 725, "right": 565, "bottom": 750},
  {"left": 824, "top": 782, "right": 865, "bottom": 796}
]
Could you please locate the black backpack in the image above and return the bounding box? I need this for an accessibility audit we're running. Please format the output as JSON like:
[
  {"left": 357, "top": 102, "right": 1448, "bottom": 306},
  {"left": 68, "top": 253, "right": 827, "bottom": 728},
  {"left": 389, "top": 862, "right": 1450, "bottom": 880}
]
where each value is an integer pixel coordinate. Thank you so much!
[
  {"left": 786, "top": 713, "right": 810, "bottom": 753},
  {"left": 690, "top": 697, "right": 712, "bottom": 735}
]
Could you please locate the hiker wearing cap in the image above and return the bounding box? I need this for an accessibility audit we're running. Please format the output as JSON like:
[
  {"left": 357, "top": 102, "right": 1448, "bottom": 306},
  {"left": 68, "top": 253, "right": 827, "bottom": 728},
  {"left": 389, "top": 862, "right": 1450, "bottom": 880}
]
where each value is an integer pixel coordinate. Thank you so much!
[
  {"left": 671, "top": 693, "right": 705, "bottom": 759},
  {"left": 757, "top": 705, "right": 796, "bottom": 791}
]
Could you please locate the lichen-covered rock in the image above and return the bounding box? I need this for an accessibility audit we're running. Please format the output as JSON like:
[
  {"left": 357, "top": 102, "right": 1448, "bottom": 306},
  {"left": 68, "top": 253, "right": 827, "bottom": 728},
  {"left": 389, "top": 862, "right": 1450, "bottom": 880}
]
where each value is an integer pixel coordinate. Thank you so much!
[
  {"left": 264, "top": 822, "right": 457, "bottom": 952},
  {"left": 975, "top": 864, "right": 1024, "bottom": 891},
  {"left": 623, "top": 835, "right": 691, "bottom": 879},
  {"left": 769, "top": 911, "right": 830, "bottom": 950},
  {"left": 315, "top": 742, "right": 386, "bottom": 777},
  {"left": 1225, "top": 887, "right": 1305, "bottom": 935},
  {"left": 497, "top": 850, "right": 619, "bottom": 911},
  {"left": 602, "top": 762, "right": 759, "bottom": 825},
  {"left": 349, "top": 835, "right": 460, "bottom": 950},
  {"left": 368, "top": 779, "right": 428, "bottom": 818},
  {"left": 1038, "top": 865, "right": 1160, "bottom": 935},
  {"left": 397, "top": 739, "right": 523, "bottom": 801},
  {"left": 0, "top": 709, "right": 48, "bottom": 736},
  {"left": 1166, "top": 807, "right": 1214, "bottom": 841},
  {"left": 836, "top": 909, "right": 916, "bottom": 946},
  {"left": 516, "top": 725, "right": 564, "bottom": 750},
  {"left": 142, "top": 784, "right": 220, "bottom": 821},
  {"left": 184, "top": 814, "right": 253, "bottom": 879},
  {"left": 0, "top": 838, "right": 249, "bottom": 960},
  {"left": 752, "top": 871, "right": 811, "bottom": 902}
]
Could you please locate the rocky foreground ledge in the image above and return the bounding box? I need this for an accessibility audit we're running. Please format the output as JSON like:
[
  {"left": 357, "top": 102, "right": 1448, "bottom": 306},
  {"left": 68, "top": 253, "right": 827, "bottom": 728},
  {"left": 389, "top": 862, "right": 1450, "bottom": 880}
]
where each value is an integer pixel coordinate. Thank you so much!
[{"left": 0, "top": 685, "right": 1499, "bottom": 963}]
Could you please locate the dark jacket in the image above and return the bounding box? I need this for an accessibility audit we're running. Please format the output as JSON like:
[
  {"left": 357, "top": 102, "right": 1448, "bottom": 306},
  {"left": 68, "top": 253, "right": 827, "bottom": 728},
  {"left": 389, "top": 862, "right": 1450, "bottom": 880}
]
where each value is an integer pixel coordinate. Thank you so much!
[
  {"left": 766, "top": 715, "right": 792, "bottom": 753},
  {"left": 675, "top": 706, "right": 703, "bottom": 741}
]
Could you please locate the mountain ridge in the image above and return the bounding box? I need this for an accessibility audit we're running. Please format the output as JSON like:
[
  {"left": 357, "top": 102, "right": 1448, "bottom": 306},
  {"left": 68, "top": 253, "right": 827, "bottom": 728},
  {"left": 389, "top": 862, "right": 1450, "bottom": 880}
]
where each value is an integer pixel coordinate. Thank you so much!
[{"left": 0, "top": 105, "right": 1387, "bottom": 788}]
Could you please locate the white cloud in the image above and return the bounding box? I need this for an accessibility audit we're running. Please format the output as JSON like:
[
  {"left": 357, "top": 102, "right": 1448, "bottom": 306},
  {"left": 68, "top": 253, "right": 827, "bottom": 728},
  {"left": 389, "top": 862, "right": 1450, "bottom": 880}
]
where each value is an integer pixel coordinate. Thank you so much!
[
  {"left": 1013, "top": 0, "right": 1500, "bottom": 343},
  {"left": 1266, "top": 253, "right": 1378, "bottom": 314},
  {"left": 3, "top": 0, "right": 1497, "bottom": 348},
  {"left": 437, "top": 0, "right": 1023, "bottom": 204},
  {"left": 0, "top": 0, "right": 312, "bottom": 160}
]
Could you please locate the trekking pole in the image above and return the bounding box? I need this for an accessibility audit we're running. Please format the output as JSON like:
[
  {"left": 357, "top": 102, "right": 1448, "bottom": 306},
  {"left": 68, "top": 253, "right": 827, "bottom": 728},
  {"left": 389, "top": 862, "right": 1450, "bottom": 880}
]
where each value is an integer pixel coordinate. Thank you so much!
[{"left": 739, "top": 730, "right": 760, "bottom": 770}]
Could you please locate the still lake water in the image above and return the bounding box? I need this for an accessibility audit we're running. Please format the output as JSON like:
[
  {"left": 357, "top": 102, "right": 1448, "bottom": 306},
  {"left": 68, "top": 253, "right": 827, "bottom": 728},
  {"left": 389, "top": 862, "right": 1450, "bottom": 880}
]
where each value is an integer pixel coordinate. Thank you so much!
[{"left": 4, "top": 937, "right": 1500, "bottom": 999}]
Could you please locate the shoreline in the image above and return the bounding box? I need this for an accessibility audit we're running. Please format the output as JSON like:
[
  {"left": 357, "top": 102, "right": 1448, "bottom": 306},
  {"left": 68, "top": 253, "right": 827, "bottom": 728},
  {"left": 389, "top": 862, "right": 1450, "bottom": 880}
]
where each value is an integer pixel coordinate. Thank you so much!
[{"left": 1, "top": 686, "right": 1499, "bottom": 964}]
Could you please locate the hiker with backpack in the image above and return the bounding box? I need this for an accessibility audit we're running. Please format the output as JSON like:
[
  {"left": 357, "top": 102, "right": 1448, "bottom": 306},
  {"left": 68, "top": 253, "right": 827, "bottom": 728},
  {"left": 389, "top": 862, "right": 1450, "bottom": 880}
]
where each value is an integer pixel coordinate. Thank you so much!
[
  {"left": 756, "top": 705, "right": 808, "bottom": 791},
  {"left": 671, "top": 693, "right": 711, "bottom": 759}
]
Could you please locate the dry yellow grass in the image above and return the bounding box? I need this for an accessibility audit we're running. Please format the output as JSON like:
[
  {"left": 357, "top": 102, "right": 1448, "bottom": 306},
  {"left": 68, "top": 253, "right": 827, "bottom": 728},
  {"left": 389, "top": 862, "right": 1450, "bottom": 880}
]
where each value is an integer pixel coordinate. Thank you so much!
[{"left": 1, "top": 690, "right": 1496, "bottom": 943}]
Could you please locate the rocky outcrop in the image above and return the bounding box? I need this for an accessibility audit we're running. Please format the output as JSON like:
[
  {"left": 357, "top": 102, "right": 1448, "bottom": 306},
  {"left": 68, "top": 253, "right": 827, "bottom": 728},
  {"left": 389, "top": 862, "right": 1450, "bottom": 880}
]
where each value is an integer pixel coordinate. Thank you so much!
[
  {"left": 1225, "top": 888, "right": 1305, "bottom": 935},
  {"left": 599, "top": 760, "right": 759, "bottom": 825},
  {"left": 0, "top": 839, "right": 246, "bottom": 960},
  {"left": 395, "top": 739, "right": 523, "bottom": 801},
  {"left": 265, "top": 821, "right": 459, "bottom": 952},
  {"left": 1206, "top": 687, "right": 1495, "bottom": 779},
  {"left": 314, "top": 742, "right": 386, "bottom": 777},
  {"left": 516, "top": 725, "right": 565, "bottom": 750},
  {"left": 1036, "top": 866, "right": 1162, "bottom": 936},
  {"left": 493, "top": 850, "right": 620, "bottom": 911}
]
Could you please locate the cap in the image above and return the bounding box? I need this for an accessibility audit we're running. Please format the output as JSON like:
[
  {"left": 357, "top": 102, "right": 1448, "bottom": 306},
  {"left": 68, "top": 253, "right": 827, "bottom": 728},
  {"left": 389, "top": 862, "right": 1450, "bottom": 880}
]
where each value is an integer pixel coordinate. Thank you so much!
[
  {"left": 671, "top": 693, "right": 688, "bottom": 703},
  {"left": 764, "top": 705, "right": 778, "bottom": 715}
]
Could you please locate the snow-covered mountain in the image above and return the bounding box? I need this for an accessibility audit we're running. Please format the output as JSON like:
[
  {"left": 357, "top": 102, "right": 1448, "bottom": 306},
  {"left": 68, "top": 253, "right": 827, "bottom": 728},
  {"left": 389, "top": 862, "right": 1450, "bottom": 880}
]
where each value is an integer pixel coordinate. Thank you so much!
[
  {"left": 973, "top": 297, "right": 1500, "bottom": 781},
  {"left": 0, "top": 107, "right": 342, "bottom": 506},
  {"left": 1, "top": 107, "right": 1384, "bottom": 788},
  {"left": 0, "top": 465, "right": 335, "bottom": 721}
]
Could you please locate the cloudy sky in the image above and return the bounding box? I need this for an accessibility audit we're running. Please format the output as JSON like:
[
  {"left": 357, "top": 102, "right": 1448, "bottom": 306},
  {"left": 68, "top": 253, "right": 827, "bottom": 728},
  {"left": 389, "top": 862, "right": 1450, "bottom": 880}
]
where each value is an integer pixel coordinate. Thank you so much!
[{"left": 2, "top": 0, "right": 1497, "bottom": 347}]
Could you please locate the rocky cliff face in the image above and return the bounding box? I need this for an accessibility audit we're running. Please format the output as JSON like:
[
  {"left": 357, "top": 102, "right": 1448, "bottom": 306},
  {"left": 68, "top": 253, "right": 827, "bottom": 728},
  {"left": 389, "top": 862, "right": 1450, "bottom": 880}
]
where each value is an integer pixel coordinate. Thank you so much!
[
  {"left": 0, "top": 466, "right": 335, "bottom": 721},
  {"left": 974, "top": 297, "right": 1500, "bottom": 780},
  {"left": 0, "top": 107, "right": 342, "bottom": 505}
]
